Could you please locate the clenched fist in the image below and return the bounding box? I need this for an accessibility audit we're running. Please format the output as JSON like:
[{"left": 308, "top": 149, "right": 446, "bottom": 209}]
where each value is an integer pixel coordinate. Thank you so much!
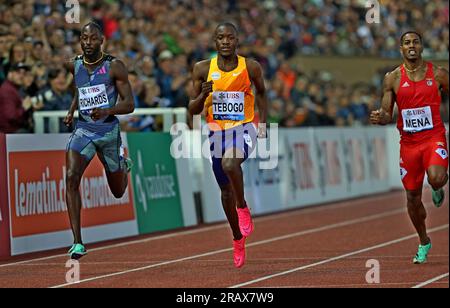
[
  {"left": 200, "top": 80, "right": 214, "bottom": 99},
  {"left": 370, "top": 109, "right": 390, "bottom": 125},
  {"left": 64, "top": 112, "right": 74, "bottom": 127}
]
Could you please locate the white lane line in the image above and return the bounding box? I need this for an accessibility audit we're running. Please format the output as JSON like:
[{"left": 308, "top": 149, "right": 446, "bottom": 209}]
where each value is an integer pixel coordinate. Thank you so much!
[
  {"left": 50, "top": 207, "right": 407, "bottom": 288},
  {"left": 13, "top": 254, "right": 450, "bottom": 266},
  {"left": 0, "top": 192, "right": 402, "bottom": 268},
  {"left": 0, "top": 224, "right": 226, "bottom": 268},
  {"left": 260, "top": 281, "right": 449, "bottom": 288},
  {"left": 230, "top": 224, "right": 449, "bottom": 288},
  {"left": 262, "top": 281, "right": 449, "bottom": 288},
  {"left": 412, "top": 273, "right": 449, "bottom": 288}
]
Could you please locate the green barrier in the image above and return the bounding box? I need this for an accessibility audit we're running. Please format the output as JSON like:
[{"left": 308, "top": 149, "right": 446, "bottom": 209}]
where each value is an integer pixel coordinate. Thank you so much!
[{"left": 127, "top": 132, "right": 184, "bottom": 234}]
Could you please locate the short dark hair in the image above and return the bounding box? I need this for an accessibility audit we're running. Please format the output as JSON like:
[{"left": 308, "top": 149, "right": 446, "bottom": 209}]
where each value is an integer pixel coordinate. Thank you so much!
[
  {"left": 215, "top": 22, "right": 238, "bottom": 35},
  {"left": 82, "top": 21, "right": 103, "bottom": 36},
  {"left": 400, "top": 31, "right": 422, "bottom": 44}
]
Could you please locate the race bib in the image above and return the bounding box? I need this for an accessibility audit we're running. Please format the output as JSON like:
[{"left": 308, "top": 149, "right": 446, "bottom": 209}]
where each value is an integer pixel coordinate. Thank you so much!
[
  {"left": 78, "top": 84, "right": 109, "bottom": 111},
  {"left": 212, "top": 91, "right": 244, "bottom": 121},
  {"left": 402, "top": 106, "right": 433, "bottom": 133}
]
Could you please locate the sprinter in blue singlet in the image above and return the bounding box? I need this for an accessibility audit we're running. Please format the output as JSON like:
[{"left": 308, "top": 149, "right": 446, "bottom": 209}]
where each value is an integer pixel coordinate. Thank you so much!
[{"left": 63, "top": 22, "right": 134, "bottom": 259}]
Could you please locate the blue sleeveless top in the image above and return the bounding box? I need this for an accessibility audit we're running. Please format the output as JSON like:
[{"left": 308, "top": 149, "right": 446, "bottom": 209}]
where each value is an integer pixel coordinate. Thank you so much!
[{"left": 74, "top": 54, "right": 119, "bottom": 129}]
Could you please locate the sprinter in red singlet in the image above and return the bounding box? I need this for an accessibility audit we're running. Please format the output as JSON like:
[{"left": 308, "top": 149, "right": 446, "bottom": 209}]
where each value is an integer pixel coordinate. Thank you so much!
[{"left": 370, "top": 31, "right": 449, "bottom": 264}]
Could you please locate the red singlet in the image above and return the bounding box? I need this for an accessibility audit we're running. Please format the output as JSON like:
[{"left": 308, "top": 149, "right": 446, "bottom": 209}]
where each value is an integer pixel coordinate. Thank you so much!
[{"left": 396, "top": 62, "right": 448, "bottom": 190}]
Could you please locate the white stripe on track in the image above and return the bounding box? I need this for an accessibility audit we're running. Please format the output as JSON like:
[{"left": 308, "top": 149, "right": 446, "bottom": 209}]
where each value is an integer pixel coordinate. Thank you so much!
[
  {"left": 230, "top": 225, "right": 449, "bottom": 288},
  {"left": 412, "top": 273, "right": 449, "bottom": 288},
  {"left": 50, "top": 207, "right": 408, "bottom": 288},
  {"left": 0, "top": 192, "right": 402, "bottom": 268}
]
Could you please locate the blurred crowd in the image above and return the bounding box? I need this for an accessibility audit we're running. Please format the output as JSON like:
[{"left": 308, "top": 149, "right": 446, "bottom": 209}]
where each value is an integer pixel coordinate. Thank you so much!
[{"left": 0, "top": 0, "right": 448, "bottom": 133}]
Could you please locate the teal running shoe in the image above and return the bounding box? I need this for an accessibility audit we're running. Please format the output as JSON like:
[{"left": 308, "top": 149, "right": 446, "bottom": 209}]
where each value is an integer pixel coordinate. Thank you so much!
[
  {"left": 413, "top": 242, "right": 432, "bottom": 264},
  {"left": 68, "top": 243, "right": 87, "bottom": 260},
  {"left": 432, "top": 188, "right": 445, "bottom": 208},
  {"left": 125, "top": 157, "right": 133, "bottom": 173}
]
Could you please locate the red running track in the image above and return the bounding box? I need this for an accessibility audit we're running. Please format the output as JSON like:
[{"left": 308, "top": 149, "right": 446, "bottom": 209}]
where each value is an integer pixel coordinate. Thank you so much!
[{"left": 0, "top": 189, "right": 447, "bottom": 288}]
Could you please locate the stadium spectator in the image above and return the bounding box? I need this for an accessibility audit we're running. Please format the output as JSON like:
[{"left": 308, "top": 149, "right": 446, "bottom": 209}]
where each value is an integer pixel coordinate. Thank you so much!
[
  {"left": 0, "top": 0, "right": 448, "bottom": 132},
  {"left": 0, "top": 63, "right": 31, "bottom": 133},
  {"left": 0, "top": 30, "right": 9, "bottom": 85},
  {"left": 35, "top": 67, "right": 73, "bottom": 132}
]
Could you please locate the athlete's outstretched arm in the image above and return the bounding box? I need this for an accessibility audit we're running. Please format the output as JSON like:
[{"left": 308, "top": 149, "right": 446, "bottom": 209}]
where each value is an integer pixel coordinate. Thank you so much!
[
  {"left": 64, "top": 91, "right": 78, "bottom": 127},
  {"left": 370, "top": 72, "right": 396, "bottom": 125},
  {"left": 64, "top": 59, "right": 77, "bottom": 127},
  {"left": 435, "top": 66, "right": 449, "bottom": 95},
  {"left": 247, "top": 59, "right": 268, "bottom": 138},
  {"left": 91, "top": 59, "right": 134, "bottom": 121},
  {"left": 189, "top": 61, "right": 212, "bottom": 115}
]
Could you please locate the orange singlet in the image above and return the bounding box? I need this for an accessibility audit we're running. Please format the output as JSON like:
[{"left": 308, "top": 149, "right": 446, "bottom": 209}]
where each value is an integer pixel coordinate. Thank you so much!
[{"left": 205, "top": 55, "right": 254, "bottom": 131}]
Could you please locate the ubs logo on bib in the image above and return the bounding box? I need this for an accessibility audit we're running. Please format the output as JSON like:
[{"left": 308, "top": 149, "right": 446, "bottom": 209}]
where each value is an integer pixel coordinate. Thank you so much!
[
  {"left": 211, "top": 72, "right": 221, "bottom": 80},
  {"left": 407, "top": 109, "right": 425, "bottom": 116},
  {"left": 435, "top": 148, "right": 448, "bottom": 160}
]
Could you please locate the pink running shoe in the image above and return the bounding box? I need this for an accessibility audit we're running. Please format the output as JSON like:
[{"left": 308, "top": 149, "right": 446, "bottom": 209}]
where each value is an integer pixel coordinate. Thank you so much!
[
  {"left": 233, "top": 237, "right": 246, "bottom": 268},
  {"left": 237, "top": 207, "right": 254, "bottom": 237}
]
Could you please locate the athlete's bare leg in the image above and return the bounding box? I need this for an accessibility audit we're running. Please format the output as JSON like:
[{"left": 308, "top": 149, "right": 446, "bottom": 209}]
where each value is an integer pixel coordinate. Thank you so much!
[
  {"left": 66, "top": 150, "right": 90, "bottom": 244},
  {"left": 97, "top": 151, "right": 128, "bottom": 198},
  {"left": 219, "top": 184, "right": 242, "bottom": 240},
  {"left": 406, "top": 188, "right": 430, "bottom": 245},
  {"left": 427, "top": 165, "right": 448, "bottom": 190},
  {"left": 222, "top": 148, "right": 246, "bottom": 209},
  {"left": 105, "top": 170, "right": 128, "bottom": 198}
]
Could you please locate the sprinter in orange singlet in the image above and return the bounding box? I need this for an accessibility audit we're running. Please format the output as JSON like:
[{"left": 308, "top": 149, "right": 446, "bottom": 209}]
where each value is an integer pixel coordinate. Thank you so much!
[{"left": 189, "top": 22, "right": 268, "bottom": 268}]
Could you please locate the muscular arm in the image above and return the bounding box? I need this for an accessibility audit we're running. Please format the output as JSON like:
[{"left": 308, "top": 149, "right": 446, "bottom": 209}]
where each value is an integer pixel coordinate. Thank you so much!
[
  {"left": 188, "top": 61, "right": 211, "bottom": 115},
  {"left": 91, "top": 60, "right": 134, "bottom": 120},
  {"left": 107, "top": 59, "right": 135, "bottom": 116},
  {"left": 435, "top": 66, "right": 449, "bottom": 95},
  {"left": 65, "top": 58, "right": 77, "bottom": 114},
  {"left": 370, "top": 71, "right": 396, "bottom": 125},
  {"left": 68, "top": 91, "right": 78, "bottom": 115},
  {"left": 63, "top": 60, "right": 78, "bottom": 126},
  {"left": 91, "top": 59, "right": 134, "bottom": 121},
  {"left": 247, "top": 59, "right": 267, "bottom": 128}
]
